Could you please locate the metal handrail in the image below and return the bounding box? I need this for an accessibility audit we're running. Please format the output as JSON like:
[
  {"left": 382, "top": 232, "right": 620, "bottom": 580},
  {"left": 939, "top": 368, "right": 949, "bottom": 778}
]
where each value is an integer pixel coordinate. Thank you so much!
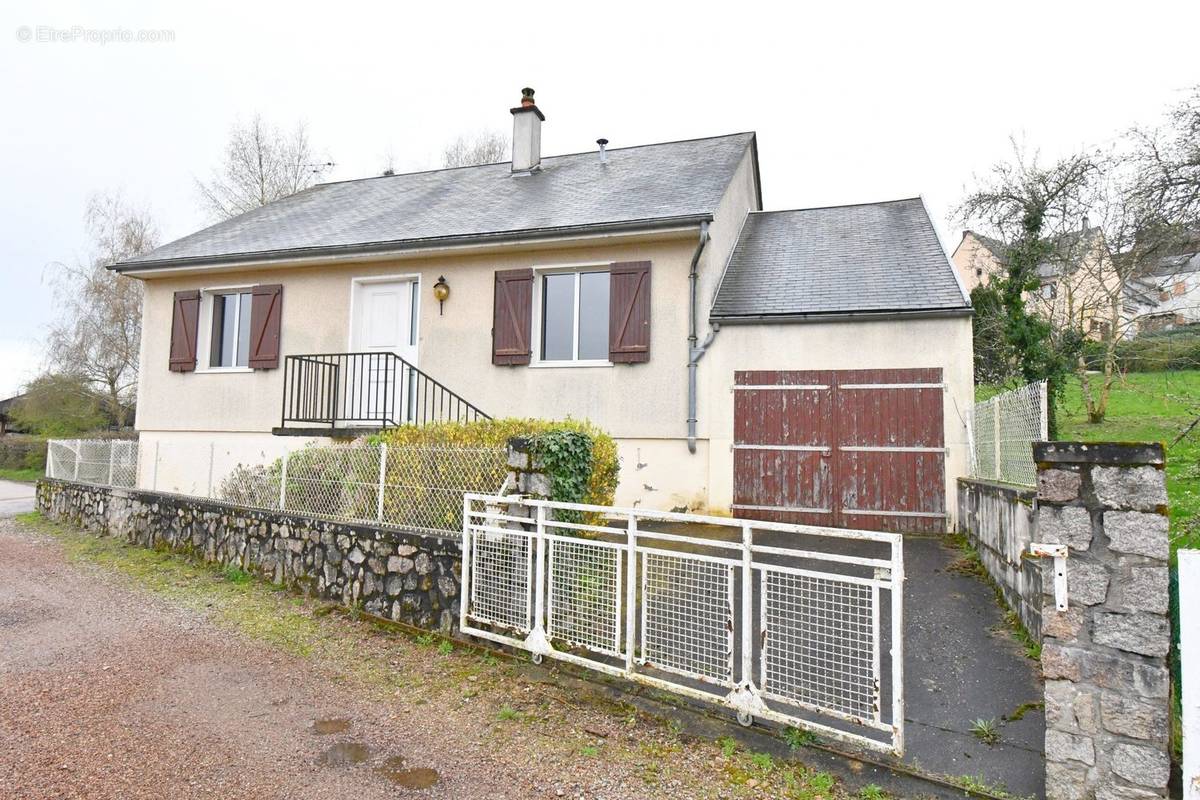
[{"left": 280, "top": 351, "right": 490, "bottom": 429}]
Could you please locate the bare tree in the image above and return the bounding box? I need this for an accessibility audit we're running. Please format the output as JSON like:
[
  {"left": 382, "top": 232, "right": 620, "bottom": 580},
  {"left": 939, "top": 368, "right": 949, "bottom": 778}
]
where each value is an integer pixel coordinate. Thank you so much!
[
  {"left": 196, "top": 115, "right": 331, "bottom": 219},
  {"left": 442, "top": 131, "right": 509, "bottom": 168},
  {"left": 961, "top": 139, "right": 1192, "bottom": 423},
  {"left": 44, "top": 191, "right": 157, "bottom": 428},
  {"left": 1131, "top": 86, "right": 1200, "bottom": 229}
]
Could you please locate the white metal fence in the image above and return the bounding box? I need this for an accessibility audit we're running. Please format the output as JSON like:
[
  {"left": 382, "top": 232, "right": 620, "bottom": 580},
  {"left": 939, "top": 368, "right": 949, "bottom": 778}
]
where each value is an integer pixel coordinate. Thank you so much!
[
  {"left": 1181, "top": 551, "right": 1199, "bottom": 800},
  {"left": 46, "top": 439, "right": 139, "bottom": 488},
  {"left": 972, "top": 380, "right": 1048, "bottom": 487},
  {"left": 46, "top": 438, "right": 507, "bottom": 537},
  {"left": 460, "top": 494, "right": 906, "bottom": 755}
]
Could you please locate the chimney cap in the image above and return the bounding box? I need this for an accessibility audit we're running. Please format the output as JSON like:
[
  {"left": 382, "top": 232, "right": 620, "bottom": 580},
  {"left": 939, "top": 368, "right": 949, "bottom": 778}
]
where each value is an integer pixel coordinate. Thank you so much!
[
  {"left": 510, "top": 87, "right": 545, "bottom": 120},
  {"left": 596, "top": 138, "right": 609, "bottom": 146}
]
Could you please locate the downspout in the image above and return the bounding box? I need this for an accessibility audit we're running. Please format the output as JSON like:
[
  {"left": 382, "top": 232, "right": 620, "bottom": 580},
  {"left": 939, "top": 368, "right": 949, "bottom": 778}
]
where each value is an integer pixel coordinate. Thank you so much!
[{"left": 687, "top": 221, "right": 713, "bottom": 454}]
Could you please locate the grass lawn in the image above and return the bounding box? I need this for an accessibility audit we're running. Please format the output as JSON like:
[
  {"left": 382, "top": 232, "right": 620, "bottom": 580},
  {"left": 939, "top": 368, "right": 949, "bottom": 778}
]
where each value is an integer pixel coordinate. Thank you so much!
[
  {"left": 1057, "top": 370, "right": 1200, "bottom": 553},
  {"left": 981, "top": 370, "right": 1200, "bottom": 552},
  {"left": 0, "top": 467, "right": 42, "bottom": 483}
]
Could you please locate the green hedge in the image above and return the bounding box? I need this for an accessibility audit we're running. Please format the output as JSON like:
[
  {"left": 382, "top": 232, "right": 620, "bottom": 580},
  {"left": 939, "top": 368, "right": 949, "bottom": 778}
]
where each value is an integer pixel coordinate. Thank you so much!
[
  {"left": 216, "top": 419, "right": 620, "bottom": 533},
  {"left": 373, "top": 418, "right": 620, "bottom": 510},
  {"left": 0, "top": 435, "right": 47, "bottom": 471},
  {"left": 1083, "top": 329, "right": 1200, "bottom": 372}
]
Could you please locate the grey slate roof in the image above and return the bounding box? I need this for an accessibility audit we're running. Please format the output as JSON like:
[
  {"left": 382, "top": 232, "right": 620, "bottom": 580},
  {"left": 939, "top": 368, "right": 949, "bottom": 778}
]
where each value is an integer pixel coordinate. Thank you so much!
[
  {"left": 710, "top": 198, "right": 970, "bottom": 319},
  {"left": 118, "top": 132, "right": 756, "bottom": 270}
]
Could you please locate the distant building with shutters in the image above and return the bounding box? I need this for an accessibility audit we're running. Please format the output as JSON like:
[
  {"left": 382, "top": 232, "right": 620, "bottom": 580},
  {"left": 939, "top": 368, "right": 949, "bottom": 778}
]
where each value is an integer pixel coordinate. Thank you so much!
[{"left": 111, "top": 89, "right": 973, "bottom": 530}]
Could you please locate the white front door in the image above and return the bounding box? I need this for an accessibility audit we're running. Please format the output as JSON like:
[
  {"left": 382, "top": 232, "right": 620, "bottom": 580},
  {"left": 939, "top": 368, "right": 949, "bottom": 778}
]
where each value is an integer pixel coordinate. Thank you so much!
[{"left": 351, "top": 279, "right": 419, "bottom": 424}]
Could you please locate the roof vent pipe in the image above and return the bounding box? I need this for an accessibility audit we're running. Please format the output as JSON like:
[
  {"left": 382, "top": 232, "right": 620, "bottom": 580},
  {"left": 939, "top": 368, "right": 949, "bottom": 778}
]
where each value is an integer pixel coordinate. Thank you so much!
[{"left": 597, "top": 138, "right": 609, "bottom": 165}]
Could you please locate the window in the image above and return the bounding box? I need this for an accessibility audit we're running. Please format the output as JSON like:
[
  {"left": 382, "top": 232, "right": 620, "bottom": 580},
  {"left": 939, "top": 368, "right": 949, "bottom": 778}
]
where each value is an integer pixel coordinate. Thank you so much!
[
  {"left": 539, "top": 270, "right": 609, "bottom": 362},
  {"left": 1040, "top": 282, "right": 1057, "bottom": 299},
  {"left": 209, "top": 291, "right": 253, "bottom": 368}
]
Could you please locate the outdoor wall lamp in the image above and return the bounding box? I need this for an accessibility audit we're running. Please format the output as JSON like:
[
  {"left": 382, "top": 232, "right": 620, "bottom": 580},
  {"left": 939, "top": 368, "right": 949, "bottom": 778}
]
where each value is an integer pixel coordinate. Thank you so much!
[{"left": 433, "top": 276, "right": 450, "bottom": 315}]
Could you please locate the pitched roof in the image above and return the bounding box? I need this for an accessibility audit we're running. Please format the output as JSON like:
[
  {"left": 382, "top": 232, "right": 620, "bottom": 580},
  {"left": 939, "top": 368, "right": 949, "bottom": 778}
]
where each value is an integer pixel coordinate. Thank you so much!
[
  {"left": 960, "top": 230, "right": 1009, "bottom": 263},
  {"left": 710, "top": 198, "right": 971, "bottom": 320},
  {"left": 116, "top": 132, "right": 757, "bottom": 271}
]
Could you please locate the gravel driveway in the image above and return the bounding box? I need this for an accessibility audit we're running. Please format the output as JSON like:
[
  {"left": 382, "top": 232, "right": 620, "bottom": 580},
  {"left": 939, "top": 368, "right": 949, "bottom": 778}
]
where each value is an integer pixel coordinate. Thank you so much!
[{"left": 0, "top": 515, "right": 857, "bottom": 800}]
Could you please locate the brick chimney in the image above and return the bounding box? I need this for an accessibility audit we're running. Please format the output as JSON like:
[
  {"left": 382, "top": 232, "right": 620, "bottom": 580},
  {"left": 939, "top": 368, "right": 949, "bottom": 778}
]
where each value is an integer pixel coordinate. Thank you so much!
[{"left": 510, "top": 87, "right": 545, "bottom": 173}]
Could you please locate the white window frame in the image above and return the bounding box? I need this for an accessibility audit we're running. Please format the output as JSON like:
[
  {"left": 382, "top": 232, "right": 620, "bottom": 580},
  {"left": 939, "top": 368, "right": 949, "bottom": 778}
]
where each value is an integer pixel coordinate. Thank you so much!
[
  {"left": 195, "top": 284, "right": 255, "bottom": 374},
  {"left": 530, "top": 262, "right": 612, "bottom": 368}
]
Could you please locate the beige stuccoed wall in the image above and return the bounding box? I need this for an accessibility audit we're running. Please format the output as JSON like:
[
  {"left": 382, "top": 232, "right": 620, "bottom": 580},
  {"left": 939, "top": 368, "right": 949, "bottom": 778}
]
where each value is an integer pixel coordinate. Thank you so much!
[
  {"left": 134, "top": 146, "right": 760, "bottom": 512},
  {"left": 699, "top": 315, "right": 975, "bottom": 528},
  {"left": 951, "top": 233, "right": 1004, "bottom": 293},
  {"left": 136, "top": 235, "right": 698, "bottom": 438}
]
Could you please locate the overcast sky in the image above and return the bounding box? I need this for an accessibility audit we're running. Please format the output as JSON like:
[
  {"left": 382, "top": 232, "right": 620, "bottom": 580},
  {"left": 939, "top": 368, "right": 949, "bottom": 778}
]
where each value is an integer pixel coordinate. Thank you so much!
[{"left": 2, "top": 0, "right": 1198, "bottom": 397}]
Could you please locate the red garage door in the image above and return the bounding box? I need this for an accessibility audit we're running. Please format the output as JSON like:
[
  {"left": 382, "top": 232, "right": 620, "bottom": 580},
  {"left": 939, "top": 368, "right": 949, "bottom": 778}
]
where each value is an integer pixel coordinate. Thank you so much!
[{"left": 733, "top": 368, "right": 947, "bottom": 534}]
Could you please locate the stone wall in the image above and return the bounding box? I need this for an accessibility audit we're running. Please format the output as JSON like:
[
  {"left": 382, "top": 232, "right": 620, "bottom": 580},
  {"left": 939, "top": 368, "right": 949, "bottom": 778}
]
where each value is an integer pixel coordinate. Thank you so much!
[
  {"left": 1035, "top": 442, "right": 1172, "bottom": 800},
  {"left": 36, "top": 478, "right": 463, "bottom": 631},
  {"left": 957, "top": 477, "right": 1042, "bottom": 640}
]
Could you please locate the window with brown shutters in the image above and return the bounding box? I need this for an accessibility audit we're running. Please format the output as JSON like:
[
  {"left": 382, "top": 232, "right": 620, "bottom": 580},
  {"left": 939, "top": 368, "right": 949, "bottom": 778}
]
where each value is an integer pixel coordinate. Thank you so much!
[
  {"left": 492, "top": 268, "right": 533, "bottom": 365},
  {"left": 247, "top": 284, "right": 283, "bottom": 369},
  {"left": 168, "top": 290, "right": 201, "bottom": 372},
  {"left": 609, "top": 261, "right": 651, "bottom": 363}
]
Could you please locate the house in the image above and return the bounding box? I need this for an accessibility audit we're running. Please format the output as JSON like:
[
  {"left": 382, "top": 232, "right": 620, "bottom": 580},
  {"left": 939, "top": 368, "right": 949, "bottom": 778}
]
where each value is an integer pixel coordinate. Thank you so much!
[
  {"left": 1130, "top": 250, "right": 1200, "bottom": 334},
  {"left": 951, "top": 226, "right": 1120, "bottom": 338},
  {"left": 0, "top": 394, "right": 25, "bottom": 435},
  {"left": 113, "top": 89, "right": 973, "bottom": 532}
]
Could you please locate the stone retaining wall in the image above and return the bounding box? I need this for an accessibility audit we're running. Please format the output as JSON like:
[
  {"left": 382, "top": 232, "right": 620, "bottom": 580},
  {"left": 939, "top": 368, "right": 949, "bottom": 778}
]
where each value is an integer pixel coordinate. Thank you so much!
[
  {"left": 36, "top": 478, "right": 463, "bottom": 631},
  {"left": 957, "top": 477, "right": 1042, "bottom": 639},
  {"left": 1035, "top": 442, "right": 1171, "bottom": 800}
]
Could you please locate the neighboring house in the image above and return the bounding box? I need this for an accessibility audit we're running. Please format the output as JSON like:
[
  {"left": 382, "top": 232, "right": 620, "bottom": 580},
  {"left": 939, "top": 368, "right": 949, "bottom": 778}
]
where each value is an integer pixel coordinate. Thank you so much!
[
  {"left": 1131, "top": 251, "right": 1200, "bottom": 334},
  {"left": 0, "top": 394, "right": 25, "bottom": 435},
  {"left": 951, "top": 227, "right": 1119, "bottom": 339},
  {"left": 950, "top": 230, "right": 1008, "bottom": 293},
  {"left": 112, "top": 89, "right": 973, "bottom": 532}
]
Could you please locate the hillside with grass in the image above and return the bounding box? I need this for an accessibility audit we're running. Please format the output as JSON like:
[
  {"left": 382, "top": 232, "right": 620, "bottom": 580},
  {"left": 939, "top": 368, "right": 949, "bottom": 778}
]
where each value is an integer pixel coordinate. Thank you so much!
[{"left": 984, "top": 371, "right": 1200, "bottom": 552}]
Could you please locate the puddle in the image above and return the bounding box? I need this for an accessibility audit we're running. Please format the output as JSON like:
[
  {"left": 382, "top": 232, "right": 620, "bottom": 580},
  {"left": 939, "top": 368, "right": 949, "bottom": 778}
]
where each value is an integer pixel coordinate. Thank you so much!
[
  {"left": 311, "top": 717, "right": 352, "bottom": 735},
  {"left": 376, "top": 757, "right": 440, "bottom": 789},
  {"left": 317, "top": 742, "right": 373, "bottom": 766}
]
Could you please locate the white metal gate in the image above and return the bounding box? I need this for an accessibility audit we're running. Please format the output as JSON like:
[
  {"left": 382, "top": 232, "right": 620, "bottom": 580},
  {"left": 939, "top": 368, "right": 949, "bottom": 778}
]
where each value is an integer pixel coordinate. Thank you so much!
[{"left": 461, "top": 494, "right": 905, "bottom": 755}]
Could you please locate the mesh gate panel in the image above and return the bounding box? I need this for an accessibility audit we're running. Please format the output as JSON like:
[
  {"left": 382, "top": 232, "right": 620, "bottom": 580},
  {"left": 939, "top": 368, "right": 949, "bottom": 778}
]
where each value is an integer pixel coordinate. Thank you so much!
[
  {"left": 470, "top": 532, "right": 531, "bottom": 632},
  {"left": 640, "top": 552, "right": 733, "bottom": 685},
  {"left": 761, "top": 570, "right": 876, "bottom": 722},
  {"left": 547, "top": 539, "right": 621, "bottom": 655}
]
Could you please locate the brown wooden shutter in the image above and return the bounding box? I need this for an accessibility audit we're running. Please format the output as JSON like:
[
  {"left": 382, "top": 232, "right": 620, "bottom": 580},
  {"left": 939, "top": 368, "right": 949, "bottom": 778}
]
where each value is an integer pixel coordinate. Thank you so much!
[
  {"left": 609, "top": 261, "right": 651, "bottom": 363},
  {"left": 492, "top": 269, "right": 533, "bottom": 365},
  {"left": 247, "top": 284, "right": 284, "bottom": 369},
  {"left": 168, "top": 290, "right": 201, "bottom": 372}
]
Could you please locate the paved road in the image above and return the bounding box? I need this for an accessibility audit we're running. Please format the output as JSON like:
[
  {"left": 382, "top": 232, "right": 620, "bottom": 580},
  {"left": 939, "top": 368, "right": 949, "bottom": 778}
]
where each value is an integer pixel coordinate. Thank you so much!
[{"left": 0, "top": 480, "right": 35, "bottom": 518}]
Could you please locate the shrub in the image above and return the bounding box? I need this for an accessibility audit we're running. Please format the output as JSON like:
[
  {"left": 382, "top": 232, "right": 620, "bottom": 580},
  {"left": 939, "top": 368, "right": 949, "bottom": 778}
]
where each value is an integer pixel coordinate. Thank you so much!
[
  {"left": 0, "top": 435, "right": 47, "bottom": 471},
  {"left": 374, "top": 417, "right": 620, "bottom": 509}
]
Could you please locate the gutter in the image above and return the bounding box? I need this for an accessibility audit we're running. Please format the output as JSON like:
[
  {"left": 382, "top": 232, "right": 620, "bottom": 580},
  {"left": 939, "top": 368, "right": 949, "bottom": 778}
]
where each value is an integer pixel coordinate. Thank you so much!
[
  {"left": 709, "top": 307, "right": 974, "bottom": 324},
  {"left": 687, "top": 221, "right": 712, "bottom": 454},
  {"left": 110, "top": 214, "right": 714, "bottom": 274}
]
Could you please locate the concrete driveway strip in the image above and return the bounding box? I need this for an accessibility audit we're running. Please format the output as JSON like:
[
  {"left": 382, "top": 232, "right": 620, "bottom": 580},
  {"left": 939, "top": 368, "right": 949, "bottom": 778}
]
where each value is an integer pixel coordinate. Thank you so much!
[{"left": 0, "top": 479, "right": 35, "bottom": 518}]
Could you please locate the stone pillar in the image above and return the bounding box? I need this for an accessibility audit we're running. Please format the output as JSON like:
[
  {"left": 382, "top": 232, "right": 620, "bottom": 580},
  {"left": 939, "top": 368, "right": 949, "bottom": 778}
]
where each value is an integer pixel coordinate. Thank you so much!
[
  {"left": 505, "top": 437, "right": 551, "bottom": 499},
  {"left": 1034, "top": 442, "right": 1171, "bottom": 800}
]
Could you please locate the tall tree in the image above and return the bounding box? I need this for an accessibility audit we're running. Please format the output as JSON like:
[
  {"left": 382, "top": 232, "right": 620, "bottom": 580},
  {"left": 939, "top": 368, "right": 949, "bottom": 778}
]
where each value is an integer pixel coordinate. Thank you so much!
[
  {"left": 442, "top": 131, "right": 509, "bottom": 168},
  {"left": 45, "top": 191, "right": 156, "bottom": 428},
  {"left": 1131, "top": 86, "right": 1200, "bottom": 229},
  {"left": 958, "top": 144, "right": 1097, "bottom": 435},
  {"left": 196, "top": 115, "right": 331, "bottom": 219}
]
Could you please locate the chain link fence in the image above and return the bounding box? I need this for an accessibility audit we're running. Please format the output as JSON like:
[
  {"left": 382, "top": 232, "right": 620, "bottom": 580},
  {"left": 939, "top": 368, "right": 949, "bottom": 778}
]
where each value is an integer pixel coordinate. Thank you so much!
[
  {"left": 971, "top": 381, "right": 1048, "bottom": 487},
  {"left": 46, "top": 438, "right": 508, "bottom": 537},
  {"left": 46, "top": 439, "right": 139, "bottom": 488}
]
